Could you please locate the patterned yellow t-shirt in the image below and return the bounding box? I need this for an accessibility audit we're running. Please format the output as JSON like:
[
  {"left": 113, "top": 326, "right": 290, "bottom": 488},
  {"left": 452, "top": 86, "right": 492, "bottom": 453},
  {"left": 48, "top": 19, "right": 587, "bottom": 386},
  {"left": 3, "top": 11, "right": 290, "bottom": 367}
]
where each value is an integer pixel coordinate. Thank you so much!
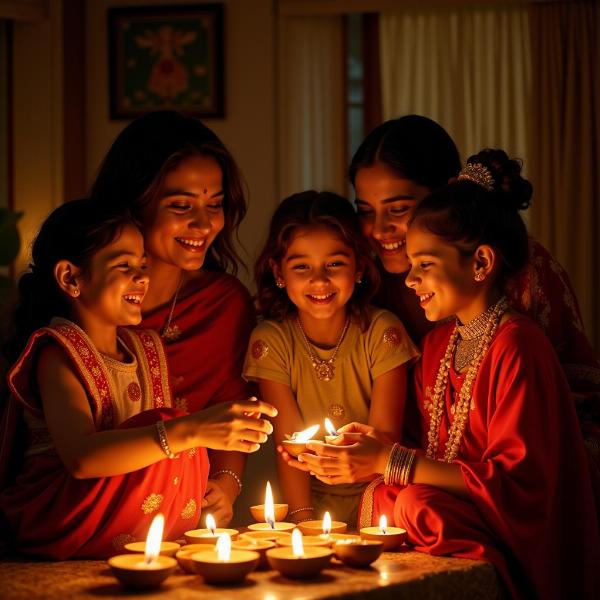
[{"left": 243, "top": 307, "right": 419, "bottom": 525}]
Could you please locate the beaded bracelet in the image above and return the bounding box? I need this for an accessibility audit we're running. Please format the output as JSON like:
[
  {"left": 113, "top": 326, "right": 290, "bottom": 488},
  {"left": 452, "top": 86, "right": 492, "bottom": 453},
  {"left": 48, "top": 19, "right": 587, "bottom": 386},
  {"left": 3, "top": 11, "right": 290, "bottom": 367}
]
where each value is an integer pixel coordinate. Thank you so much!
[
  {"left": 210, "top": 469, "right": 243, "bottom": 495},
  {"left": 288, "top": 507, "right": 315, "bottom": 517},
  {"left": 294, "top": 517, "right": 316, "bottom": 523},
  {"left": 156, "top": 420, "right": 176, "bottom": 459}
]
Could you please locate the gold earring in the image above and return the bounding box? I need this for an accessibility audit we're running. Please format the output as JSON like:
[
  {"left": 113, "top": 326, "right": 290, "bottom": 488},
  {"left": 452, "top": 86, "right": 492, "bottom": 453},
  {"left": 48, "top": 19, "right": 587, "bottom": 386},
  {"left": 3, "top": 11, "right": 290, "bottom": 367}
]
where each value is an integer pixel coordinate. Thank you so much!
[
  {"left": 356, "top": 276, "right": 362, "bottom": 284},
  {"left": 474, "top": 272, "right": 485, "bottom": 282},
  {"left": 72, "top": 288, "right": 80, "bottom": 296},
  {"left": 276, "top": 280, "right": 285, "bottom": 289}
]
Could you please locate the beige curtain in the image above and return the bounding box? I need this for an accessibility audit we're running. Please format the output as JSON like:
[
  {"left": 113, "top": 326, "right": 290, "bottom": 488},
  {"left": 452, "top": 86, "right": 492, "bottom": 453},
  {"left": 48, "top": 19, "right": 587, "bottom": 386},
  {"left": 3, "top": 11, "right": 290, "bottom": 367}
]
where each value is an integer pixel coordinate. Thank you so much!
[
  {"left": 379, "top": 6, "right": 531, "bottom": 166},
  {"left": 278, "top": 15, "right": 345, "bottom": 197},
  {"left": 528, "top": 1, "right": 600, "bottom": 351}
]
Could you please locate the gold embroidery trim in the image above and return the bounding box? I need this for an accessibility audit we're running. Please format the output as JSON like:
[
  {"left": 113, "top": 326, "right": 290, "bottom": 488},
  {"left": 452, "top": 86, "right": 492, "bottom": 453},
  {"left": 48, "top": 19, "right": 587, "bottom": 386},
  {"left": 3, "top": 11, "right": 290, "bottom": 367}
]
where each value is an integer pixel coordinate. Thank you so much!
[{"left": 359, "top": 476, "right": 383, "bottom": 528}]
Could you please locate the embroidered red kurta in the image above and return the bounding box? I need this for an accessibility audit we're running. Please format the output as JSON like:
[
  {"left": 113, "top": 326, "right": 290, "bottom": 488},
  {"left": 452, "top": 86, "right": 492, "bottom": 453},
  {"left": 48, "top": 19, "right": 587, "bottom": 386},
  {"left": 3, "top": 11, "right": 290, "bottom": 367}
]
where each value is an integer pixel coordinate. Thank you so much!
[
  {"left": 0, "top": 320, "right": 209, "bottom": 559},
  {"left": 361, "top": 315, "right": 600, "bottom": 599},
  {"left": 138, "top": 271, "right": 256, "bottom": 412}
]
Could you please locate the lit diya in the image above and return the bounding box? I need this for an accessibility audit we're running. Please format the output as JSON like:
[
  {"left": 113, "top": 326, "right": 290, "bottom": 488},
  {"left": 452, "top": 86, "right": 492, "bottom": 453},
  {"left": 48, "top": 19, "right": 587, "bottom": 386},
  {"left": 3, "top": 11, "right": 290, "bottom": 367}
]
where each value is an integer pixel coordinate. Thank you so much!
[
  {"left": 297, "top": 510, "right": 347, "bottom": 538},
  {"left": 281, "top": 424, "right": 320, "bottom": 457},
  {"left": 124, "top": 540, "right": 180, "bottom": 557},
  {"left": 184, "top": 513, "right": 239, "bottom": 544},
  {"left": 191, "top": 533, "right": 259, "bottom": 584},
  {"left": 360, "top": 515, "right": 406, "bottom": 550},
  {"left": 175, "top": 544, "right": 214, "bottom": 574},
  {"left": 232, "top": 537, "right": 275, "bottom": 569},
  {"left": 108, "top": 513, "right": 177, "bottom": 589},
  {"left": 266, "top": 528, "right": 332, "bottom": 579},
  {"left": 247, "top": 481, "right": 295, "bottom": 532},
  {"left": 324, "top": 418, "right": 341, "bottom": 444}
]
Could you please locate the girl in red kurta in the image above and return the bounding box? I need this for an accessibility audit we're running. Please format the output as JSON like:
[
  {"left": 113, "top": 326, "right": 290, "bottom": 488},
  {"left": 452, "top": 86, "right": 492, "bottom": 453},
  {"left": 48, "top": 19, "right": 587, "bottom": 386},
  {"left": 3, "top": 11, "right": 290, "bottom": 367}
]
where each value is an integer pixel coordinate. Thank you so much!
[
  {"left": 350, "top": 117, "right": 600, "bottom": 490},
  {"left": 288, "top": 153, "right": 600, "bottom": 598},
  {"left": 0, "top": 199, "right": 276, "bottom": 559}
]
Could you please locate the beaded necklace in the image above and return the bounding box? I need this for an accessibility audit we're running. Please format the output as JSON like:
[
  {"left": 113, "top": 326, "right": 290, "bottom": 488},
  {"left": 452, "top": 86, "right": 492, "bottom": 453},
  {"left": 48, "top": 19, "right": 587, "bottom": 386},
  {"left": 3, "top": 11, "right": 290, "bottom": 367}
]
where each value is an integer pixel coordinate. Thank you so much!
[{"left": 426, "top": 296, "right": 508, "bottom": 462}]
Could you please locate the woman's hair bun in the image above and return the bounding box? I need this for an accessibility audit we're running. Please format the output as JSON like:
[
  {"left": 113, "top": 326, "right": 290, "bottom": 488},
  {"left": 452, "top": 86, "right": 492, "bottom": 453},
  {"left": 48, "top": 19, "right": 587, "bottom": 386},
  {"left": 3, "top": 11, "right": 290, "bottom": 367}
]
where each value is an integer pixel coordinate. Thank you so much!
[{"left": 467, "top": 148, "right": 532, "bottom": 211}]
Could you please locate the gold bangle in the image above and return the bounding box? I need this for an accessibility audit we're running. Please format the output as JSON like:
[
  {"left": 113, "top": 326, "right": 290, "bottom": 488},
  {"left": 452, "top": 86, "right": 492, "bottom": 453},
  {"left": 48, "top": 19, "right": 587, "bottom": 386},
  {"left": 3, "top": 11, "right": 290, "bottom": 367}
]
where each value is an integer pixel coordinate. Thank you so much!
[{"left": 156, "top": 420, "right": 176, "bottom": 459}]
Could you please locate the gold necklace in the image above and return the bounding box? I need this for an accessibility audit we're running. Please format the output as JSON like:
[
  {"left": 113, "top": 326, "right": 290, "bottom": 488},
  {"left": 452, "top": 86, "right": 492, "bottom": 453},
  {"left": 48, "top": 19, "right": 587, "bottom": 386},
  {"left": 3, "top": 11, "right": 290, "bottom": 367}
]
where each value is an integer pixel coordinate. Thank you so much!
[
  {"left": 426, "top": 297, "right": 508, "bottom": 462},
  {"left": 295, "top": 315, "right": 350, "bottom": 381},
  {"left": 161, "top": 275, "right": 183, "bottom": 341}
]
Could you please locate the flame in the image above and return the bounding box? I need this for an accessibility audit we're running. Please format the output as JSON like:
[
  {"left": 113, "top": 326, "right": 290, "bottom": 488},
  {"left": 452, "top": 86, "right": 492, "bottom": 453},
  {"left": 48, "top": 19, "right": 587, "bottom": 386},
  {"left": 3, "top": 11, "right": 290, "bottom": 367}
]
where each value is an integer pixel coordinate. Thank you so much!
[
  {"left": 379, "top": 514, "right": 388, "bottom": 534},
  {"left": 322, "top": 511, "right": 332, "bottom": 535},
  {"left": 265, "top": 481, "right": 275, "bottom": 528},
  {"left": 291, "top": 528, "right": 304, "bottom": 557},
  {"left": 144, "top": 513, "right": 164, "bottom": 564},
  {"left": 324, "top": 418, "right": 338, "bottom": 437},
  {"left": 216, "top": 533, "right": 231, "bottom": 562},
  {"left": 292, "top": 424, "right": 320, "bottom": 443},
  {"left": 205, "top": 513, "right": 216, "bottom": 534}
]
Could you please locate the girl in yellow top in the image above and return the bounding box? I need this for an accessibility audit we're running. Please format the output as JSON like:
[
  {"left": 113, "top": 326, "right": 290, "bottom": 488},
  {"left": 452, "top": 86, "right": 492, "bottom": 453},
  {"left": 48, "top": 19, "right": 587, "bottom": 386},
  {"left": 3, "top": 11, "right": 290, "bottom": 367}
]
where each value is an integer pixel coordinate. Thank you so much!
[{"left": 244, "top": 191, "right": 418, "bottom": 526}]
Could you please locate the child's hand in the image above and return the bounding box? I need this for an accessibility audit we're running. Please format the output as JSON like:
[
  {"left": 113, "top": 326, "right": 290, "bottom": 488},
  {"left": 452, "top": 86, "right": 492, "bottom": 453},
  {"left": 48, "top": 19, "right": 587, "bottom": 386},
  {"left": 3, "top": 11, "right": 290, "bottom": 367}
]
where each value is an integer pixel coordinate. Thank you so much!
[
  {"left": 190, "top": 399, "right": 277, "bottom": 453},
  {"left": 295, "top": 434, "right": 391, "bottom": 485}
]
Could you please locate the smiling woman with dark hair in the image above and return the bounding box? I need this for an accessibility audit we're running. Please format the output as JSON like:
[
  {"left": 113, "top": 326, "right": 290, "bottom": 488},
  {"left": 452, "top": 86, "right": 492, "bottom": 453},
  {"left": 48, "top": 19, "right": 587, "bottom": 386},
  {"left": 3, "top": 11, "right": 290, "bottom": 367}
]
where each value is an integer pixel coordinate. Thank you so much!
[{"left": 89, "top": 110, "right": 260, "bottom": 526}]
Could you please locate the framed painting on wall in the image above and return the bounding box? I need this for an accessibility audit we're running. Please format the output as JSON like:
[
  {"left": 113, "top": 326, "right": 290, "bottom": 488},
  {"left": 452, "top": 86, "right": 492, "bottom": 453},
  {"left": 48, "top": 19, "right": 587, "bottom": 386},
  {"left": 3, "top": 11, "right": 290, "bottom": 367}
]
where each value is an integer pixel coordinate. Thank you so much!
[{"left": 108, "top": 3, "right": 224, "bottom": 119}]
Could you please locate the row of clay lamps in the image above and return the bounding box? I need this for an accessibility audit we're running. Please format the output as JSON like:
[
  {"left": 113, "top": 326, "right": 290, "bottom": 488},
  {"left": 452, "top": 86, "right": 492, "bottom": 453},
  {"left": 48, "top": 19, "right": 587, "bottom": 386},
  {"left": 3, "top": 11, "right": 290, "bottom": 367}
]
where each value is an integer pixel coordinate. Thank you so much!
[{"left": 108, "top": 507, "right": 406, "bottom": 589}]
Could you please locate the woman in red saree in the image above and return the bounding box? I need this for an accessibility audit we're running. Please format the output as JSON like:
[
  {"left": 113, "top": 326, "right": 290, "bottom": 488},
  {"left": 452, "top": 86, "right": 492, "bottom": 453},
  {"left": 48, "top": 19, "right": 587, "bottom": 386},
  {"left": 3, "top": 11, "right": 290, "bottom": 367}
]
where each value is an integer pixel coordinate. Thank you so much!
[
  {"left": 90, "top": 111, "right": 258, "bottom": 525},
  {"left": 350, "top": 116, "right": 600, "bottom": 480},
  {"left": 287, "top": 153, "right": 600, "bottom": 598},
  {"left": 0, "top": 200, "right": 275, "bottom": 559}
]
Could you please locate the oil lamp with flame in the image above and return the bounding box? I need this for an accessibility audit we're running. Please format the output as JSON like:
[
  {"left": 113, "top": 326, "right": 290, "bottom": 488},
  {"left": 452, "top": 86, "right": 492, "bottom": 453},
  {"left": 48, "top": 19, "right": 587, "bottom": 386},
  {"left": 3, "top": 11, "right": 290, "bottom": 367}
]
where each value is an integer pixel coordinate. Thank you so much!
[
  {"left": 184, "top": 513, "right": 239, "bottom": 544},
  {"left": 266, "top": 528, "right": 333, "bottom": 578},
  {"left": 247, "top": 481, "right": 295, "bottom": 532},
  {"left": 108, "top": 513, "right": 177, "bottom": 589},
  {"left": 360, "top": 514, "right": 406, "bottom": 550},
  {"left": 281, "top": 424, "right": 320, "bottom": 457}
]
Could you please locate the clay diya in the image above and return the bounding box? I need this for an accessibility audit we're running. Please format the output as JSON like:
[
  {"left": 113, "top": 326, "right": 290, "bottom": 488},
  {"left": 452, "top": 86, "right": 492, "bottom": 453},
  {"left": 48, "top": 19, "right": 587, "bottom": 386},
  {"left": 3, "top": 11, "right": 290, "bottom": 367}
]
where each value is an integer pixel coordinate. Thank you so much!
[
  {"left": 175, "top": 544, "right": 214, "bottom": 574},
  {"left": 247, "top": 481, "right": 295, "bottom": 532},
  {"left": 266, "top": 528, "right": 332, "bottom": 579},
  {"left": 297, "top": 511, "right": 347, "bottom": 537},
  {"left": 323, "top": 417, "right": 341, "bottom": 444},
  {"left": 334, "top": 539, "right": 384, "bottom": 567},
  {"left": 232, "top": 537, "right": 275, "bottom": 569},
  {"left": 360, "top": 515, "right": 406, "bottom": 550},
  {"left": 240, "top": 530, "right": 292, "bottom": 543},
  {"left": 191, "top": 533, "right": 260, "bottom": 584},
  {"left": 281, "top": 424, "right": 320, "bottom": 457},
  {"left": 108, "top": 513, "right": 177, "bottom": 589},
  {"left": 124, "top": 540, "right": 180, "bottom": 557},
  {"left": 184, "top": 513, "right": 239, "bottom": 545}
]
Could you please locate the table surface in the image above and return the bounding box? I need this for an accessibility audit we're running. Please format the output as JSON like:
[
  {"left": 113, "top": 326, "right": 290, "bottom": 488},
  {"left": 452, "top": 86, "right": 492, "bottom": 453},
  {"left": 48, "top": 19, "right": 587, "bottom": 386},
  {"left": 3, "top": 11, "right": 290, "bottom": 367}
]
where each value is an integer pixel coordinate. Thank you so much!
[{"left": 0, "top": 548, "right": 502, "bottom": 600}]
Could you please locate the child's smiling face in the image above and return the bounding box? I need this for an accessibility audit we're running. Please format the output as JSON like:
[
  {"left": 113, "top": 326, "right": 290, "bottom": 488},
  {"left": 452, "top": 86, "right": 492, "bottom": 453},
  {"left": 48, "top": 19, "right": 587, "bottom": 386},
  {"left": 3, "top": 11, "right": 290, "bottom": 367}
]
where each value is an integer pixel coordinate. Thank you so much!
[
  {"left": 76, "top": 224, "right": 149, "bottom": 327},
  {"left": 405, "top": 220, "right": 479, "bottom": 323},
  {"left": 273, "top": 225, "right": 361, "bottom": 327}
]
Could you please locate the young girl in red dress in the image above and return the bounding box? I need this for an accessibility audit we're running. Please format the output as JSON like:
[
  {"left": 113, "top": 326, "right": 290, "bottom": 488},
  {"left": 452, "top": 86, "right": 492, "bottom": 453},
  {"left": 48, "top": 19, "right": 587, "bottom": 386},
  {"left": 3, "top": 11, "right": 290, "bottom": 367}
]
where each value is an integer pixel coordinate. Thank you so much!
[
  {"left": 287, "top": 155, "right": 600, "bottom": 598},
  {"left": 0, "top": 199, "right": 275, "bottom": 559}
]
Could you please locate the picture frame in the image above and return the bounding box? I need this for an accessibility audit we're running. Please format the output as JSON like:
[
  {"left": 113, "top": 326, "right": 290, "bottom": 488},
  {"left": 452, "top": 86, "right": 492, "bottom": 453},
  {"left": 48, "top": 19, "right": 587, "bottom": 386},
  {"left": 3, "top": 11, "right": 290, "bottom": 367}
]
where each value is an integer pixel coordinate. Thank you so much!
[{"left": 108, "top": 3, "right": 224, "bottom": 119}]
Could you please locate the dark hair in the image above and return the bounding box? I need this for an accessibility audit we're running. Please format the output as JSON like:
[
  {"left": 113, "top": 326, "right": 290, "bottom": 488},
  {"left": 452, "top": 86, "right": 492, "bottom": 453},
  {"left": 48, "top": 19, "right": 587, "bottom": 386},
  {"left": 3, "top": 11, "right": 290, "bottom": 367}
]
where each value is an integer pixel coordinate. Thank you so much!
[
  {"left": 89, "top": 110, "right": 247, "bottom": 275},
  {"left": 3, "top": 199, "right": 136, "bottom": 364},
  {"left": 255, "top": 191, "right": 380, "bottom": 330},
  {"left": 411, "top": 148, "right": 532, "bottom": 285},
  {"left": 349, "top": 115, "right": 462, "bottom": 190}
]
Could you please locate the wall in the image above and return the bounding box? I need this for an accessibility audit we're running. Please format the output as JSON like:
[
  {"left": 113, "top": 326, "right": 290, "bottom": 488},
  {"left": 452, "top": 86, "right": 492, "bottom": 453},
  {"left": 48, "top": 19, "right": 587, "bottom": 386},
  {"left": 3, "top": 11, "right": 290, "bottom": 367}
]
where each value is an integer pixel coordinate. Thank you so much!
[
  {"left": 85, "top": 0, "right": 278, "bottom": 289},
  {"left": 11, "top": 0, "right": 63, "bottom": 273}
]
